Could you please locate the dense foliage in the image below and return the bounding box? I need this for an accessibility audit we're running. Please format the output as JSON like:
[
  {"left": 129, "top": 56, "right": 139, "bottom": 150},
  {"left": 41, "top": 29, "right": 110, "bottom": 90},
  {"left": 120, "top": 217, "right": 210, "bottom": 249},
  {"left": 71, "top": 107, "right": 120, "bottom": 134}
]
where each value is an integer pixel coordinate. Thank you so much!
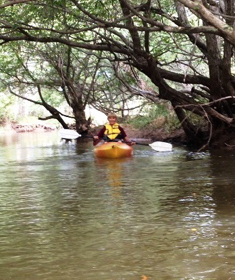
[{"left": 0, "top": 0, "right": 235, "bottom": 148}]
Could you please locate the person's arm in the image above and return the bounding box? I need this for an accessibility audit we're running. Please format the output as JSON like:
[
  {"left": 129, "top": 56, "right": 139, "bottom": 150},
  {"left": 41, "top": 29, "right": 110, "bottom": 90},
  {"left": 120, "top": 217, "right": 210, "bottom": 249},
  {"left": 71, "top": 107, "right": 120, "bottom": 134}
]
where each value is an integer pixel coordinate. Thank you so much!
[
  {"left": 119, "top": 126, "right": 127, "bottom": 138},
  {"left": 119, "top": 126, "right": 135, "bottom": 145},
  {"left": 93, "top": 126, "right": 105, "bottom": 145},
  {"left": 124, "top": 136, "right": 135, "bottom": 145}
]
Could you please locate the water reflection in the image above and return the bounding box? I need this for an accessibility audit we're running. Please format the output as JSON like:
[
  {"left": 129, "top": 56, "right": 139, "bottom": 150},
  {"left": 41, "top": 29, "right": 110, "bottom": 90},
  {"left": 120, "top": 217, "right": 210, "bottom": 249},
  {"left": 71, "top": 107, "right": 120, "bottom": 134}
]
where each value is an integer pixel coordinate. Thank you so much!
[{"left": 0, "top": 132, "right": 235, "bottom": 279}]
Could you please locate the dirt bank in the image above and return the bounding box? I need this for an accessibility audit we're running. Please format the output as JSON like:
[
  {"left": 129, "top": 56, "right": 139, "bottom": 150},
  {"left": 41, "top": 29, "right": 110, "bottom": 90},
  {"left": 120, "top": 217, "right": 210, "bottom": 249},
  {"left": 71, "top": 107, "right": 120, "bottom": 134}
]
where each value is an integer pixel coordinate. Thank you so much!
[{"left": 0, "top": 122, "right": 56, "bottom": 133}]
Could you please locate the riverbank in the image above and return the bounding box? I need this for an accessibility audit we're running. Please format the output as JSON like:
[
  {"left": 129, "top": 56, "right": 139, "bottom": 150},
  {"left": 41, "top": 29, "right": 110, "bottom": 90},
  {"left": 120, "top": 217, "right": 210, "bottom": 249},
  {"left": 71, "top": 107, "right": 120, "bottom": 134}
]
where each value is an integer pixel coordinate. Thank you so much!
[
  {"left": 0, "top": 121, "right": 186, "bottom": 145},
  {"left": 0, "top": 122, "right": 56, "bottom": 134}
]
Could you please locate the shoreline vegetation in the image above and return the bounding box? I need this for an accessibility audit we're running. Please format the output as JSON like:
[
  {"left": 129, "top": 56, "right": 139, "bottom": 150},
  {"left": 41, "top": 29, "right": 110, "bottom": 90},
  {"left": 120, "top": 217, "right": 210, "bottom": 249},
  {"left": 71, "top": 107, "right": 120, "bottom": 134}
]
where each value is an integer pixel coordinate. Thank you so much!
[
  {"left": 0, "top": 120, "right": 186, "bottom": 147},
  {"left": 3, "top": 122, "right": 235, "bottom": 151},
  {"left": 2, "top": 120, "right": 235, "bottom": 151}
]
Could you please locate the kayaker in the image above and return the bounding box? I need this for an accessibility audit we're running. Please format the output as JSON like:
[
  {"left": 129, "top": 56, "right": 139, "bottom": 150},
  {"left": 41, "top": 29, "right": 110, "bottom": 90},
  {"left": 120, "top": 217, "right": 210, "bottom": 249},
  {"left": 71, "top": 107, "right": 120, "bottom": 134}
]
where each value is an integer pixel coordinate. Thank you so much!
[{"left": 93, "top": 113, "right": 135, "bottom": 146}]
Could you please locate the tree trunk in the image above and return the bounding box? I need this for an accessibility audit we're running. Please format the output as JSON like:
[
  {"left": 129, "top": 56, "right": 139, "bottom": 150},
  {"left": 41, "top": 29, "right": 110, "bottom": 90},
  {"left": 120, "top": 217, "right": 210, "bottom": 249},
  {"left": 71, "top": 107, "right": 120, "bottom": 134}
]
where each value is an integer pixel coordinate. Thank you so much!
[{"left": 70, "top": 97, "right": 90, "bottom": 135}]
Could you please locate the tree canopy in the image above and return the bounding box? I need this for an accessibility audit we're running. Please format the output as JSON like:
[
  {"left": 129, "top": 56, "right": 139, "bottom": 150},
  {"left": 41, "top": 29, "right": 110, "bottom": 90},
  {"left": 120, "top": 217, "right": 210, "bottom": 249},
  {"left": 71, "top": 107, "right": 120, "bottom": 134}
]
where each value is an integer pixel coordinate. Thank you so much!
[{"left": 0, "top": 0, "right": 235, "bottom": 148}]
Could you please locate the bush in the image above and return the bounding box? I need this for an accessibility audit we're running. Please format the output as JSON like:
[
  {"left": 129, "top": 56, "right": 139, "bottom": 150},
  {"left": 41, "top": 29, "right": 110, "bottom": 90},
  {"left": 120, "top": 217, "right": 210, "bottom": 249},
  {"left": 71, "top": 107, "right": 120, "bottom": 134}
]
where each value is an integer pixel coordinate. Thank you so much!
[{"left": 127, "top": 103, "right": 179, "bottom": 131}]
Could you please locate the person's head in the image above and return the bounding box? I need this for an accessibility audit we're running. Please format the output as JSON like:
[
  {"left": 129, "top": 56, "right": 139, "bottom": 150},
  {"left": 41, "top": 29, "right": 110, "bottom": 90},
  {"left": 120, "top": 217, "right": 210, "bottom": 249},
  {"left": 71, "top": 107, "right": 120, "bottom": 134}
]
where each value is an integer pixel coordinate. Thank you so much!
[{"left": 107, "top": 112, "right": 117, "bottom": 125}]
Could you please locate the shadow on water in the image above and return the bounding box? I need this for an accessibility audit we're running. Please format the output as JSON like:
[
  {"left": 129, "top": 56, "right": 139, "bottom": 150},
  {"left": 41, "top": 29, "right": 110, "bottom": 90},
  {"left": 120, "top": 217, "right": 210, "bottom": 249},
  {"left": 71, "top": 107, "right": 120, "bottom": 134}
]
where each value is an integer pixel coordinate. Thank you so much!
[{"left": 0, "top": 132, "right": 235, "bottom": 279}]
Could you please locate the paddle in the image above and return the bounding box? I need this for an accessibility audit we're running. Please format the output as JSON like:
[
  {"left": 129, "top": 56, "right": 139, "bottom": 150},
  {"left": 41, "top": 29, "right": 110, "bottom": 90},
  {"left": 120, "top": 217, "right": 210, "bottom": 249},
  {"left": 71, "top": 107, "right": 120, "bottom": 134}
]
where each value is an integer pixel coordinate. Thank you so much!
[
  {"left": 59, "top": 129, "right": 173, "bottom": 152},
  {"left": 59, "top": 129, "right": 81, "bottom": 139},
  {"left": 124, "top": 141, "right": 172, "bottom": 152}
]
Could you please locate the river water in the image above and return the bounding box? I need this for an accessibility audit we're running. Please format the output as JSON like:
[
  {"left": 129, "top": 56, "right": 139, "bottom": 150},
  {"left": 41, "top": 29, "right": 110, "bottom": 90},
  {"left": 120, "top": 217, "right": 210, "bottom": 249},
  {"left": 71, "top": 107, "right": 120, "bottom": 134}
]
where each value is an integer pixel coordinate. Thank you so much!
[{"left": 0, "top": 131, "right": 235, "bottom": 280}]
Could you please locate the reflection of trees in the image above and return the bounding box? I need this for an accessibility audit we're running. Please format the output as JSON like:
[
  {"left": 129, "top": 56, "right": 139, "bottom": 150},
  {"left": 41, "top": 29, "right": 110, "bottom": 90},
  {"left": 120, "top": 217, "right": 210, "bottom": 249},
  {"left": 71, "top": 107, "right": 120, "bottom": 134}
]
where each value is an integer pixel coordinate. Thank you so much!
[
  {"left": 153, "top": 153, "right": 216, "bottom": 230},
  {"left": 3, "top": 140, "right": 235, "bottom": 279},
  {"left": 209, "top": 151, "right": 235, "bottom": 215}
]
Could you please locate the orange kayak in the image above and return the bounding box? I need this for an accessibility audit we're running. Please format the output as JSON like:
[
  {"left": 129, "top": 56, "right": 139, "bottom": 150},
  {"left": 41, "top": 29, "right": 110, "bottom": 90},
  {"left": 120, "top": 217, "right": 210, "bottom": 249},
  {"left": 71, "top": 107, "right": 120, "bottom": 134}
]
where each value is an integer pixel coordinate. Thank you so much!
[{"left": 94, "top": 142, "right": 133, "bottom": 159}]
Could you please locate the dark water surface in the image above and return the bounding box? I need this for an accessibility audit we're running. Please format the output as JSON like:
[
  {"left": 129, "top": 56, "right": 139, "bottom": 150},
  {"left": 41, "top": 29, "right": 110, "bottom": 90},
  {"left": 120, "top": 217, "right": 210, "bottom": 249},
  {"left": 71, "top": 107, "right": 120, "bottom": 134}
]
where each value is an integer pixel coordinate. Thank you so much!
[{"left": 0, "top": 131, "right": 235, "bottom": 280}]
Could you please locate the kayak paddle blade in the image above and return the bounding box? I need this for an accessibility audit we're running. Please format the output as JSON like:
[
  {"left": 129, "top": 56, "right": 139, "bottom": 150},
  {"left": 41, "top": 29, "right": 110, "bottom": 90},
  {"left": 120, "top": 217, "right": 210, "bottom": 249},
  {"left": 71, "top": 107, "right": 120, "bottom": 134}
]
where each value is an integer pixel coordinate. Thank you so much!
[
  {"left": 149, "top": 141, "right": 172, "bottom": 152},
  {"left": 59, "top": 129, "right": 81, "bottom": 140}
]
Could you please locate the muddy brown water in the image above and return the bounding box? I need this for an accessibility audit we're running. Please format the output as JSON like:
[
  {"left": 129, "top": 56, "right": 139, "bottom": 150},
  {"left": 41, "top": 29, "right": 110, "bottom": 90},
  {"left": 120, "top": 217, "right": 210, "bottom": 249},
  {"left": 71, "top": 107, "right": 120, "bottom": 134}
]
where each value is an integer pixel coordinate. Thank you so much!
[{"left": 0, "top": 131, "right": 235, "bottom": 280}]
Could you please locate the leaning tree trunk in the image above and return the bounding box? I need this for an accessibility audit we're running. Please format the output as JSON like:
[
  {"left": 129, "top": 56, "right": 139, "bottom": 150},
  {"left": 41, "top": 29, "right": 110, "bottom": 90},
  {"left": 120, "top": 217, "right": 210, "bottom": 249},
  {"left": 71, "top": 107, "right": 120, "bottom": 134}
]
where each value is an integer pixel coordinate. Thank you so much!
[
  {"left": 60, "top": 72, "right": 91, "bottom": 135},
  {"left": 62, "top": 87, "right": 91, "bottom": 135},
  {"left": 69, "top": 94, "right": 91, "bottom": 135},
  {"left": 38, "top": 103, "right": 69, "bottom": 129},
  {"left": 137, "top": 54, "right": 208, "bottom": 144},
  {"left": 204, "top": 35, "right": 235, "bottom": 144}
]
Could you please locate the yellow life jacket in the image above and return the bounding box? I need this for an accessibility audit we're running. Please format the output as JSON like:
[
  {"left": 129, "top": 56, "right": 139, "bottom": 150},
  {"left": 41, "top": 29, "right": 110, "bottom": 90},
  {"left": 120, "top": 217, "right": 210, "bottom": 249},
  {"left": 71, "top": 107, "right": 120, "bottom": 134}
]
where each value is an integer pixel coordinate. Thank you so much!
[{"left": 104, "top": 123, "right": 121, "bottom": 140}]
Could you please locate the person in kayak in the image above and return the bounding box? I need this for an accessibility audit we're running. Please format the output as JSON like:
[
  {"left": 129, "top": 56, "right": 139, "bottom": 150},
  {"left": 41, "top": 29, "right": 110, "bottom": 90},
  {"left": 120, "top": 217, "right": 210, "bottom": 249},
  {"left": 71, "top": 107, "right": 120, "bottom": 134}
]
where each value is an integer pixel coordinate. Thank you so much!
[{"left": 93, "top": 113, "right": 135, "bottom": 146}]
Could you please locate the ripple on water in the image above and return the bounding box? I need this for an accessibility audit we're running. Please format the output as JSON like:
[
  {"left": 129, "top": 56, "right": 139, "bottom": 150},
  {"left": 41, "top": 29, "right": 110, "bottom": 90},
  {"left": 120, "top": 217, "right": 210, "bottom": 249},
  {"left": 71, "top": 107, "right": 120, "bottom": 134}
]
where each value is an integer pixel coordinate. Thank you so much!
[{"left": 1, "top": 134, "right": 235, "bottom": 279}]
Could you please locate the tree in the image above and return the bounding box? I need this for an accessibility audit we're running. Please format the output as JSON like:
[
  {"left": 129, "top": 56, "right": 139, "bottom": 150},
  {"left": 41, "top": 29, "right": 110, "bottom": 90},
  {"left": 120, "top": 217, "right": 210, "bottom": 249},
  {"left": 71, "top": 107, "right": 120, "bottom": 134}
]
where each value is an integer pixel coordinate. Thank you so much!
[
  {"left": 0, "top": 0, "right": 235, "bottom": 148},
  {"left": 0, "top": 41, "right": 145, "bottom": 133},
  {"left": 88, "top": 60, "right": 151, "bottom": 119},
  {"left": 0, "top": 43, "right": 74, "bottom": 129}
]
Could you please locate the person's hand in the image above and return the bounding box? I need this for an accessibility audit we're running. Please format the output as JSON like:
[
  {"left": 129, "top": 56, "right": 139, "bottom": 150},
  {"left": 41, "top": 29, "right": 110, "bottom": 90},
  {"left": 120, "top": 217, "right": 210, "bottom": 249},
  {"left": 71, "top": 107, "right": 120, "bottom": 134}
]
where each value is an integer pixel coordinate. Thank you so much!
[
  {"left": 124, "top": 137, "right": 135, "bottom": 146},
  {"left": 93, "top": 136, "right": 100, "bottom": 146}
]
